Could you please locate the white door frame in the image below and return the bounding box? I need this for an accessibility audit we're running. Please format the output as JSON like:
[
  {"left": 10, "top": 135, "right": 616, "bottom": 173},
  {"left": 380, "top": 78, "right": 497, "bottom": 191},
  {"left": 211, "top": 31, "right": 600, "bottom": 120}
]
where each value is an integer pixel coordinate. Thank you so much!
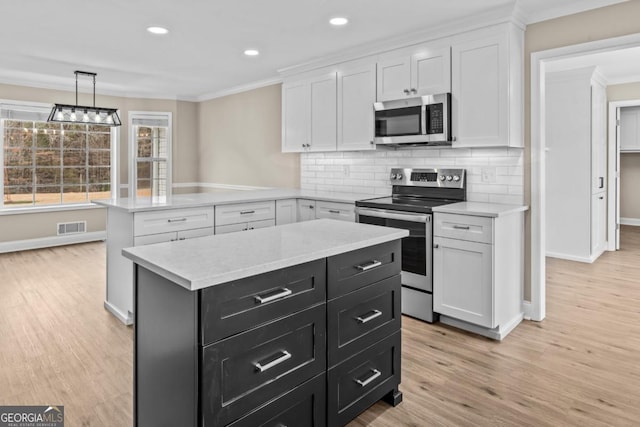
[
  {"left": 608, "top": 99, "right": 640, "bottom": 250},
  {"left": 531, "top": 32, "right": 640, "bottom": 322}
]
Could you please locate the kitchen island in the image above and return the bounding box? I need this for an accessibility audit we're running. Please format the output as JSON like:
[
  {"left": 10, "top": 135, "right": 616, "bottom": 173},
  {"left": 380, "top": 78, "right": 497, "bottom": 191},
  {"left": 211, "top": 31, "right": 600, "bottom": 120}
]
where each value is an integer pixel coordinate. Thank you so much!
[{"left": 122, "top": 219, "right": 407, "bottom": 427}]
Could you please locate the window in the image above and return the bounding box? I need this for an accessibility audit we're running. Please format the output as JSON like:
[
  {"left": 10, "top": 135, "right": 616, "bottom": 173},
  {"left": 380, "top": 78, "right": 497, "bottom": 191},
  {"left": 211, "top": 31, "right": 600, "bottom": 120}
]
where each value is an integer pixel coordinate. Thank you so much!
[
  {"left": 129, "top": 112, "right": 171, "bottom": 200},
  {"left": 1, "top": 101, "right": 116, "bottom": 209}
]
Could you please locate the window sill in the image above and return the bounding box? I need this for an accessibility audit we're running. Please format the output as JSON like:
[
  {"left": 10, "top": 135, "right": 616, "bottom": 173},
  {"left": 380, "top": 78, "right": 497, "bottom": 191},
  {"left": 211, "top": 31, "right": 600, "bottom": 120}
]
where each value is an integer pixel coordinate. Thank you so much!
[{"left": 0, "top": 203, "right": 105, "bottom": 216}]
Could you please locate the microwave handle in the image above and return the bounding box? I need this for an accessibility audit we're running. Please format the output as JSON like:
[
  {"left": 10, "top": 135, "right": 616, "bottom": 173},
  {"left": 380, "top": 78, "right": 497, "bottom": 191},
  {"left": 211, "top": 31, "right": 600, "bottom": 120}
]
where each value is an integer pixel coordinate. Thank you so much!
[{"left": 421, "top": 104, "right": 427, "bottom": 136}]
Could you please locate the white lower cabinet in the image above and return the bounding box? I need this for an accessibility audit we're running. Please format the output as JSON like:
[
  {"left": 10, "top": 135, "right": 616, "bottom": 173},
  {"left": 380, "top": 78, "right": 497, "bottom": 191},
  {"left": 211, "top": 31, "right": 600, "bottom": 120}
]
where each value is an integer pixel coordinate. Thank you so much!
[
  {"left": 315, "top": 200, "right": 355, "bottom": 222},
  {"left": 134, "top": 227, "right": 214, "bottom": 246},
  {"left": 276, "top": 199, "right": 297, "bottom": 225},
  {"left": 433, "top": 237, "right": 493, "bottom": 327},
  {"left": 215, "top": 219, "right": 275, "bottom": 235},
  {"left": 297, "top": 199, "right": 316, "bottom": 221},
  {"left": 433, "top": 210, "right": 524, "bottom": 340}
]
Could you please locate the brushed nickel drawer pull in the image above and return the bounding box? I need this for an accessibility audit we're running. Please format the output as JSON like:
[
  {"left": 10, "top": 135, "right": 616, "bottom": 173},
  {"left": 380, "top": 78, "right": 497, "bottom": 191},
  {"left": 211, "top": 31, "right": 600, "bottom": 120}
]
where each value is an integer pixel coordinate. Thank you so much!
[
  {"left": 240, "top": 210, "right": 255, "bottom": 215},
  {"left": 355, "top": 309, "right": 382, "bottom": 324},
  {"left": 453, "top": 225, "right": 470, "bottom": 230},
  {"left": 355, "top": 260, "right": 381, "bottom": 271},
  {"left": 167, "top": 217, "right": 187, "bottom": 223},
  {"left": 355, "top": 369, "right": 381, "bottom": 387},
  {"left": 254, "top": 288, "right": 292, "bottom": 304},
  {"left": 329, "top": 209, "right": 341, "bottom": 214},
  {"left": 254, "top": 350, "right": 291, "bottom": 373}
]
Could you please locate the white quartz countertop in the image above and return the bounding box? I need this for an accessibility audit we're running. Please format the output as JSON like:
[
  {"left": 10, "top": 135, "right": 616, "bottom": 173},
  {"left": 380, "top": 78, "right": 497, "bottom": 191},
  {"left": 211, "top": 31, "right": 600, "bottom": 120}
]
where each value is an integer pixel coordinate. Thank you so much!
[
  {"left": 432, "top": 202, "right": 529, "bottom": 217},
  {"left": 121, "top": 219, "right": 408, "bottom": 291},
  {"left": 92, "top": 188, "right": 383, "bottom": 212}
]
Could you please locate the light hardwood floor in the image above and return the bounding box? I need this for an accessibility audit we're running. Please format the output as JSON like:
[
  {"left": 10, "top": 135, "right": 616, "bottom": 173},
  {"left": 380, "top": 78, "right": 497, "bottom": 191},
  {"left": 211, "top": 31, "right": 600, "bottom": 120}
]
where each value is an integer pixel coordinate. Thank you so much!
[{"left": 1, "top": 227, "right": 640, "bottom": 426}]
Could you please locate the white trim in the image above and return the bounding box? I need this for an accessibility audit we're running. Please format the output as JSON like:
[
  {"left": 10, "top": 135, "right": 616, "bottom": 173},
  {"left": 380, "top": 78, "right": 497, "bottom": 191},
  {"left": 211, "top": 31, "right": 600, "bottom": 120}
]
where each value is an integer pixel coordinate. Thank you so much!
[
  {"left": 0, "top": 230, "right": 105, "bottom": 253},
  {"left": 439, "top": 313, "right": 524, "bottom": 341},
  {"left": 522, "top": 301, "right": 533, "bottom": 320},
  {"left": 0, "top": 203, "right": 105, "bottom": 216},
  {"left": 523, "top": 0, "right": 627, "bottom": 25},
  {"left": 609, "top": 99, "right": 640, "bottom": 250},
  {"left": 104, "top": 301, "right": 133, "bottom": 325},
  {"left": 620, "top": 217, "right": 640, "bottom": 226},
  {"left": 545, "top": 250, "right": 604, "bottom": 264},
  {"left": 531, "top": 32, "right": 640, "bottom": 323},
  {"left": 196, "top": 77, "right": 283, "bottom": 102},
  {"left": 172, "top": 182, "right": 271, "bottom": 191}
]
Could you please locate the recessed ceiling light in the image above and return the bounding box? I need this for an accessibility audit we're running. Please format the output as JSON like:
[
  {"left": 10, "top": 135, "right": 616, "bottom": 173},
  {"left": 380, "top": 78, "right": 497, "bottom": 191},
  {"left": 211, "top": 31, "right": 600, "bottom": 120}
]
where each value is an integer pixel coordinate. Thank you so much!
[
  {"left": 329, "top": 17, "right": 349, "bottom": 26},
  {"left": 147, "top": 26, "right": 169, "bottom": 35},
  {"left": 244, "top": 49, "right": 260, "bottom": 56}
]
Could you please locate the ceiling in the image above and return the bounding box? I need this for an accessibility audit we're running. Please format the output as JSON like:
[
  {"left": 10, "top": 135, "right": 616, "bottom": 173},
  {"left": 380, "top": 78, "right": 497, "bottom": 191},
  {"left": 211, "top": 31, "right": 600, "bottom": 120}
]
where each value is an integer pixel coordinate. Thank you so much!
[{"left": 0, "top": 0, "right": 627, "bottom": 101}]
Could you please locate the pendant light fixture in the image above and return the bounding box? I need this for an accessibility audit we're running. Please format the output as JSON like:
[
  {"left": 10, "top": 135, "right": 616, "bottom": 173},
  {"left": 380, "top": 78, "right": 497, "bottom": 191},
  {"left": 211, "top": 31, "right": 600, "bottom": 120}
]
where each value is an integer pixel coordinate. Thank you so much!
[{"left": 48, "top": 70, "right": 121, "bottom": 126}]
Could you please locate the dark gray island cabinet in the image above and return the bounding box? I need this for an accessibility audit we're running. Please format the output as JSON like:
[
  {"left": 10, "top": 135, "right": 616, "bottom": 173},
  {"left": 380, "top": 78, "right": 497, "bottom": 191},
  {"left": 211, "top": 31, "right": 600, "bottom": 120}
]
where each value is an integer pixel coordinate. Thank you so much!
[{"left": 122, "top": 219, "right": 408, "bottom": 427}]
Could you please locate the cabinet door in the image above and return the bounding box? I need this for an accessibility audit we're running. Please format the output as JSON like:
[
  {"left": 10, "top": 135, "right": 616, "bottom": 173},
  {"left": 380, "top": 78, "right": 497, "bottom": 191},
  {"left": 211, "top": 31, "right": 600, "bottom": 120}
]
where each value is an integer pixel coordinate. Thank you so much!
[
  {"left": 411, "top": 46, "right": 451, "bottom": 96},
  {"left": 282, "top": 79, "right": 310, "bottom": 153},
  {"left": 297, "top": 199, "right": 316, "bottom": 222},
  {"left": 248, "top": 219, "right": 276, "bottom": 230},
  {"left": 433, "top": 236, "right": 494, "bottom": 328},
  {"left": 177, "top": 227, "right": 214, "bottom": 241},
  {"left": 276, "top": 198, "right": 298, "bottom": 225},
  {"left": 134, "top": 231, "right": 176, "bottom": 246},
  {"left": 215, "top": 222, "right": 249, "bottom": 235},
  {"left": 337, "top": 63, "right": 376, "bottom": 151},
  {"left": 451, "top": 35, "right": 508, "bottom": 147},
  {"left": 376, "top": 57, "right": 411, "bottom": 101},
  {"left": 620, "top": 107, "right": 640, "bottom": 152},
  {"left": 308, "top": 72, "right": 337, "bottom": 152}
]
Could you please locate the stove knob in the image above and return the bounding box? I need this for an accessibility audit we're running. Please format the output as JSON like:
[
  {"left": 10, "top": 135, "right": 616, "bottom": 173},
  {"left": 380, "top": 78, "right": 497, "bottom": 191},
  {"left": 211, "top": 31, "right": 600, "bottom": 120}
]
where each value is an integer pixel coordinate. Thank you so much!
[
  {"left": 453, "top": 175, "right": 460, "bottom": 182},
  {"left": 439, "top": 175, "right": 446, "bottom": 181},
  {"left": 396, "top": 173, "right": 403, "bottom": 180},
  {"left": 446, "top": 175, "right": 453, "bottom": 181}
]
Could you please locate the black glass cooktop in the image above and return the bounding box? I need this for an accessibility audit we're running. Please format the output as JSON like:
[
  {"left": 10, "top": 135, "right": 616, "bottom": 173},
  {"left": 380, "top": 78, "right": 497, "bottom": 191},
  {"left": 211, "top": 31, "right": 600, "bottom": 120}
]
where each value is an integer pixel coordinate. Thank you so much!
[{"left": 355, "top": 196, "right": 457, "bottom": 214}]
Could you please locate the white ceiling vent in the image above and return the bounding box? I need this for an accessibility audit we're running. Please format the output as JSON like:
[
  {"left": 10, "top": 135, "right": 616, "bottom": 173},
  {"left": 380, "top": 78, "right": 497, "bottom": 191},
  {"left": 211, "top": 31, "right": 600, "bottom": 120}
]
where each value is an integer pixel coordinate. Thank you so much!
[{"left": 57, "top": 221, "right": 87, "bottom": 235}]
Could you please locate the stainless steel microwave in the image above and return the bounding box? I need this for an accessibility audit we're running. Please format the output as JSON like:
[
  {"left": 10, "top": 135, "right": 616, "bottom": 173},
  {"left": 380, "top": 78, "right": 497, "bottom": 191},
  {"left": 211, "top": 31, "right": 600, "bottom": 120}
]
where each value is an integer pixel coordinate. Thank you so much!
[{"left": 373, "top": 93, "right": 451, "bottom": 146}]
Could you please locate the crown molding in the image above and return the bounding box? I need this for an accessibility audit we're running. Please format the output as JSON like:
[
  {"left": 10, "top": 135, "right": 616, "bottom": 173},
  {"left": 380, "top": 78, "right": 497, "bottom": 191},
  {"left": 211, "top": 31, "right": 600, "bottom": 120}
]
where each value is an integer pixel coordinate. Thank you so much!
[
  {"left": 522, "top": 0, "right": 627, "bottom": 25},
  {"left": 195, "top": 77, "right": 283, "bottom": 102}
]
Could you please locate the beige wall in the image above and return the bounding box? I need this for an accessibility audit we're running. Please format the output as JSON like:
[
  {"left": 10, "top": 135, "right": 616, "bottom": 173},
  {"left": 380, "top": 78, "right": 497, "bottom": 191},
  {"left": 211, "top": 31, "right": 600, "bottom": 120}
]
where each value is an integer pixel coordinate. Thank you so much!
[
  {"left": 0, "top": 83, "right": 198, "bottom": 243},
  {"left": 523, "top": 1, "right": 640, "bottom": 300},
  {"left": 608, "top": 82, "right": 640, "bottom": 220},
  {"left": 197, "top": 84, "right": 300, "bottom": 188}
]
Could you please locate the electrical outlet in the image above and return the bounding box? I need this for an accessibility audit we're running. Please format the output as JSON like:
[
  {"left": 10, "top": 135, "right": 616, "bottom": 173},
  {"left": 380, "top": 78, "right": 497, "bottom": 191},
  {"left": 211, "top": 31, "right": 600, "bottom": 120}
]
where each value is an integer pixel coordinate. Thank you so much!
[{"left": 481, "top": 167, "right": 496, "bottom": 183}]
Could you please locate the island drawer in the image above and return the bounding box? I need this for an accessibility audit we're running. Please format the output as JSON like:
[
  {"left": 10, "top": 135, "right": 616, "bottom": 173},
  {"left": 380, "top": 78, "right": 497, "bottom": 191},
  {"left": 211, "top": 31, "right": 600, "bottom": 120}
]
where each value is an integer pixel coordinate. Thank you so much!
[
  {"left": 133, "top": 206, "right": 214, "bottom": 237},
  {"left": 201, "top": 304, "right": 326, "bottom": 427},
  {"left": 327, "top": 331, "right": 401, "bottom": 427},
  {"left": 434, "top": 212, "right": 493, "bottom": 244},
  {"left": 215, "top": 201, "right": 276, "bottom": 226},
  {"left": 227, "top": 373, "right": 326, "bottom": 427},
  {"left": 327, "top": 240, "right": 401, "bottom": 299},
  {"left": 327, "top": 275, "right": 401, "bottom": 367},
  {"left": 201, "top": 259, "right": 326, "bottom": 344}
]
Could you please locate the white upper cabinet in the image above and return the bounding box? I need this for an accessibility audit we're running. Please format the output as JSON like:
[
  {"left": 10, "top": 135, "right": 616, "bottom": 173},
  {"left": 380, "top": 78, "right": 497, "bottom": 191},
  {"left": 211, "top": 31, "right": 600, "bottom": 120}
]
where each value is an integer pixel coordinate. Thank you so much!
[
  {"left": 282, "top": 72, "right": 337, "bottom": 153},
  {"left": 282, "top": 79, "right": 310, "bottom": 153},
  {"left": 309, "top": 72, "right": 338, "bottom": 152},
  {"left": 377, "top": 43, "right": 451, "bottom": 101},
  {"left": 451, "top": 24, "right": 523, "bottom": 148},
  {"left": 337, "top": 62, "right": 377, "bottom": 151},
  {"left": 620, "top": 106, "right": 640, "bottom": 152}
]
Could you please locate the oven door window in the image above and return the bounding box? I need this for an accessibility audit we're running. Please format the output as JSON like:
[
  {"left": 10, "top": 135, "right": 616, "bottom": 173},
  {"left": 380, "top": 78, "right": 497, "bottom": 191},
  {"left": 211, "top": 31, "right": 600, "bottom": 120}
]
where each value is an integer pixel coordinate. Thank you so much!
[
  {"left": 375, "top": 106, "right": 422, "bottom": 137},
  {"left": 358, "top": 215, "right": 426, "bottom": 276}
]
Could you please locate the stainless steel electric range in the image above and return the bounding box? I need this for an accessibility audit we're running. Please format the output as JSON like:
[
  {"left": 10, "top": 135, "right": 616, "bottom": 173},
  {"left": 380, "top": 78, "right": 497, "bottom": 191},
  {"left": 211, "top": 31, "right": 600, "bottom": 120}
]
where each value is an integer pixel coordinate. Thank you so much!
[{"left": 355, "top": 168, "right": 466, "bottom": 323}]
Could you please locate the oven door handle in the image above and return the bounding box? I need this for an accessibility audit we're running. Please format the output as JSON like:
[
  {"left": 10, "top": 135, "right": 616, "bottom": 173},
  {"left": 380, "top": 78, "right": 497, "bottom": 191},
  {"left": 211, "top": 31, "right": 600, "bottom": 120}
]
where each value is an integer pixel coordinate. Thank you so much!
[{"left": 356, "top": 208, "right": 430, "bottom": 223}]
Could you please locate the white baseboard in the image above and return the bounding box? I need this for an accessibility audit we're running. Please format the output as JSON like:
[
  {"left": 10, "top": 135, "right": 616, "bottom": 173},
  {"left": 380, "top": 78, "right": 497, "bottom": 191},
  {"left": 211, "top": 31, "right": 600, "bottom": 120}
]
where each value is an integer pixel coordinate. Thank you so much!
[
  {"left": 104, "top": 301, "right": 133, "bottom": 325},
  {"left": 545, "top": 250, "right": 601, "bottom": 263},
  {"left": 0, "top": 231, "right": 106, "bottom": 254},
  {"left": 439, "top": 313, "right": 524, "bottom": 341},
  {"left": 522, "top": 301, "right": 533, "bottom": 320},
  {"left": 620, "top": 217, "right": 640, "bottom": 226},
  {"left": 172, "top": 182, "right": 271, "bottom": 191}
]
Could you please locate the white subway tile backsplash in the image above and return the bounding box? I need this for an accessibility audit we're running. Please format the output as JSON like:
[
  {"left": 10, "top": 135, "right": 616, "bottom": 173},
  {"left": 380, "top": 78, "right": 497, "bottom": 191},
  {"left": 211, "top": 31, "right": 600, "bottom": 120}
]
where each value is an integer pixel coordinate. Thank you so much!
[{"left": 300, "top": 146, "right": 523, "bottom": 203}]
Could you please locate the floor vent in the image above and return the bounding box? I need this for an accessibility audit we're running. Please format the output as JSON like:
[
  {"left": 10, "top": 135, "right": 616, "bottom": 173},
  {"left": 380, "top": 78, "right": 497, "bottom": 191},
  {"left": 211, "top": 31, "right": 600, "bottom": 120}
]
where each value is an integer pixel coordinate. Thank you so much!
[{"left": 57, "top": 221, "right": 87, "bottom": 235}]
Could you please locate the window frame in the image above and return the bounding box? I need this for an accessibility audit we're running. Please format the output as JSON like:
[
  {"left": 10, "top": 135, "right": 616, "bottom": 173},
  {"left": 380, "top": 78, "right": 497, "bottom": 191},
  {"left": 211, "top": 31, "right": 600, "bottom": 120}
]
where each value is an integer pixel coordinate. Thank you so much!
[
  {"left": 128, "top": 111, "right": 172, "bottom": 200},
  {"left": 0, "top": 99, "right": 118, "bottom": 212}
]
